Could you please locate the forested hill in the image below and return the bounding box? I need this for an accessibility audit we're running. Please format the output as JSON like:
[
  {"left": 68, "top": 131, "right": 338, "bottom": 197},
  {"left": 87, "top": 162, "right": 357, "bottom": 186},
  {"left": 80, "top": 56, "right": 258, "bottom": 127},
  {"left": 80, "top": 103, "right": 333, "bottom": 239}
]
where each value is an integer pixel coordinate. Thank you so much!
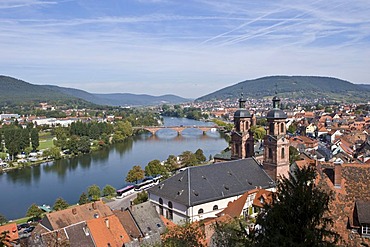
[
  {"left": 0, "top": 75, "right": 92, "bottom": 107},
  {"left": 196, "top": 76, "right": 370, "bottom": 102},
  {"left": 0, "top": 75, "right": 190, "bottom": 107}
]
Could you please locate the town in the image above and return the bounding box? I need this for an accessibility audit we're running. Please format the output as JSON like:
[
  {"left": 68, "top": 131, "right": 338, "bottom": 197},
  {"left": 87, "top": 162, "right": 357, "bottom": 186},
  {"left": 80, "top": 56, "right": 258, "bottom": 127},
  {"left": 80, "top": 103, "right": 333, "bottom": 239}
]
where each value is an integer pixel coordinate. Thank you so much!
[{"left": 1, "top": 91, "right": 370, "bottom": 246}]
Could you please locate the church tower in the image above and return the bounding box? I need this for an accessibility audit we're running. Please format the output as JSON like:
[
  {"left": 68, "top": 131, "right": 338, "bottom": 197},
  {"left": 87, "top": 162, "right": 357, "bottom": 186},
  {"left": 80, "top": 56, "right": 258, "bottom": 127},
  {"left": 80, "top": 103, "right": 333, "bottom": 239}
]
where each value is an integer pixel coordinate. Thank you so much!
[
  {"left": 230, "top": 94, "right": 254, "bottom": 159},
  {"left": 263, "top": 95, "right": 290, "bottom": 180}
]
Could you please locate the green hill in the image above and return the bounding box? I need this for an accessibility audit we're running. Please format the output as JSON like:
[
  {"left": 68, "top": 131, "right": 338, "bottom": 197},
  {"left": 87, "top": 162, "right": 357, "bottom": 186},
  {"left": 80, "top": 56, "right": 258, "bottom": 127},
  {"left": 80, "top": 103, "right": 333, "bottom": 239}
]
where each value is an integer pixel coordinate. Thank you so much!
[
  {"left": 196, "top": 76, "right": 370, "bottom": 103},
  {"left": 0, "top": 75, "right": 190, "bottom": 107},
  {"left": 0, "top": 75, "right": 92, "bottom": 107}
]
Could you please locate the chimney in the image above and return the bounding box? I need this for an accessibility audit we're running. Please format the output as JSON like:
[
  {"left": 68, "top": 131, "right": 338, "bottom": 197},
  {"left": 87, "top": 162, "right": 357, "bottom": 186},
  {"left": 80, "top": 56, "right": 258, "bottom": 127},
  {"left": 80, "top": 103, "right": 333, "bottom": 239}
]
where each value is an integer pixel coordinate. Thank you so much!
[
  {"left": 334, "top": 163, "right": 342, "bottom": 188},
  {"left": 72, "top": 208, "right": 77, "bottom": 215},
  {"left": 92, "top": 202, "right": 97, "bottom": 210},
  {"left": 105, "top": 218, "right": 110, "bottom": 229}
]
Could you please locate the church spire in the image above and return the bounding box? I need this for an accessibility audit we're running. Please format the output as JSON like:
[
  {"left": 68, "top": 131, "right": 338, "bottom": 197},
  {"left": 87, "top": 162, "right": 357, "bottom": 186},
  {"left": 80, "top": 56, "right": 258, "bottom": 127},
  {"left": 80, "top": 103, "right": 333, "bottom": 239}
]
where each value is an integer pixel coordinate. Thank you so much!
[{"left": 239, "top": 89, "right": 246, "bottom": 109}]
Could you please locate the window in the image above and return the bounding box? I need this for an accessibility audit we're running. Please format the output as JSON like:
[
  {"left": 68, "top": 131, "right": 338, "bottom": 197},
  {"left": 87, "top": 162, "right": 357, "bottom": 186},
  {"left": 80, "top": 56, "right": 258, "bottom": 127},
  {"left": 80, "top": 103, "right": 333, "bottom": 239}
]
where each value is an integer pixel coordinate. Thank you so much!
[
  {"left": 362, "top": 224, "right": 370, "bottom": 235},
  {"left": 159, "top": 198, "right": 163, "bottom": 216},
  {"left": 198, "top": 208, "right": 204, "bottom": 214},
  {"left": 280, "top": 123, "right": 284, "bottom": 134},
  {"left": 213, "top": 205, "right": 218, "bottom": 211},
  {"left": 269, "top": 148, "right": 273, "bottom": 159},
  {"left": 246, "top": 143, "right": 251, "bottom": 156},
  {"left": 270, "top": 123, "right": 274, "bottom": 135},
  {"left": 168, "top": 201, "right": 173, "bottom": 220},
  {"left": 281, "top": 147, "right": 285, "bottom": 159}
]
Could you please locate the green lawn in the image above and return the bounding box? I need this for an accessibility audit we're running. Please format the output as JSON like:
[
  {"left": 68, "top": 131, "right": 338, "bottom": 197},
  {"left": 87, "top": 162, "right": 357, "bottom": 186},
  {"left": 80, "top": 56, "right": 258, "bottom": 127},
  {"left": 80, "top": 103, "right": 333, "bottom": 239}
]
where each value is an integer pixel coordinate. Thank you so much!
[{"left": 39, "top": 132, "right": 54, "bottom": 150}]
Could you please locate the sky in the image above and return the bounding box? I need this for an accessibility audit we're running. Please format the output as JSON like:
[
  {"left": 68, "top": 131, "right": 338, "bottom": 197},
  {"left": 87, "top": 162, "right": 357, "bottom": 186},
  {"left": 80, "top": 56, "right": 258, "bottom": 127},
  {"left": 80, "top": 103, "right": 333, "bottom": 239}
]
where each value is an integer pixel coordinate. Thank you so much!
[{"left": 1, "top": 0, "right": 370, "bottom": 98}]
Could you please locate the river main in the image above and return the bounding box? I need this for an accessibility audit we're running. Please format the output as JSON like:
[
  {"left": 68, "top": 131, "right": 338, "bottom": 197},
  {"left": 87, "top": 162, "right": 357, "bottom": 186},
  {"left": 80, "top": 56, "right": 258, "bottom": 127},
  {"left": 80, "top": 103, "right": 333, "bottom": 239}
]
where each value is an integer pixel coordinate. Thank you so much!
[{"left": 0, "top": 117, "right": 228, "bottom": 220}]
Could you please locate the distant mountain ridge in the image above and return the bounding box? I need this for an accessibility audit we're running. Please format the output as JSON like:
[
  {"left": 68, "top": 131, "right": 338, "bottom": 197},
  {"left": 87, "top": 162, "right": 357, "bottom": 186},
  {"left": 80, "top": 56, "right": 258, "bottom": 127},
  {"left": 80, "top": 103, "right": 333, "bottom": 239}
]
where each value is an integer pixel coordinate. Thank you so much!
[
  {"left": 0, "top": 75, "right": 190, "bottom": 106},
  {"left": 197, "top": 76, "right": 370, "bottom": 102}
]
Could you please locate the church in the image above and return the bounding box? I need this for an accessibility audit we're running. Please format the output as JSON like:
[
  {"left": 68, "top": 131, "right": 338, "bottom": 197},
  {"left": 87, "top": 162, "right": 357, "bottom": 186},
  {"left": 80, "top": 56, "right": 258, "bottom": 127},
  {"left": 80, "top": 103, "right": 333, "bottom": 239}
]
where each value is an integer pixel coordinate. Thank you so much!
[{"left": 147, "top": 94, "right": 290, "bottom": 223}]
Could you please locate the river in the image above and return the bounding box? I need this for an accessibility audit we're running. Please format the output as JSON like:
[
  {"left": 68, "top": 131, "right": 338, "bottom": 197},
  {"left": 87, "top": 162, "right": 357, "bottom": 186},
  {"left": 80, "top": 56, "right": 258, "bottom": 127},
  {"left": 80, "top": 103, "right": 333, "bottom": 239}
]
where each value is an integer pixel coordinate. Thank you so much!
[{"left": 0, "top": 117, "right": 228, "bottom": 220}]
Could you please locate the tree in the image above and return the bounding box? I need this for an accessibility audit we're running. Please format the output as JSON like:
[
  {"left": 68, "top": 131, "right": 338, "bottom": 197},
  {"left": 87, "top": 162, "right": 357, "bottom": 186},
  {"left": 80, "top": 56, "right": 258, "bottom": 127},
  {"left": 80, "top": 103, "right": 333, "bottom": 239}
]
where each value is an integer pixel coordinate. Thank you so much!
[
  {"left": 0, "top": 214, "right": 7, "bottom": 226},
  {"left": 77, "top": 136, "right": 91, "bottom": 153},
  {"left": 164, "top": 155, "right": 179, "bottom": 172},
  {"left": 162, "top": 221, "right": 206, "bottom": 247},
  {"left": 289, "top": 146, "right": 300, "bottom": 164},
  {"left": 254, "top": 166, "right": 340, "bottom": 246},
  {"left": 30, "top": 128, "right": 39, "bottom": 150},
  {"left": 126, "top": 165, "right": 145, "bottom": 183},
  {"left": 145, "top": 159, "right": 167, "bottom": 177},
  {"left": 79, "top": 192, "right": 89, "bottom": 205},
  {"left": 195, "top": 149, "right": 206, "bottom": 163},
  {"left": 88, "top": 184, "right": 101, "bottom": 201},
  {"left": 251, "top": 126, "right": 266, "bottom": 140},
  {"left": 53, "top": 197, "right": 69, "bottom": 211},
  {"left": 26, "top": 203, "right": 43, "bottom": 219},
  {"left": 288, "top": 123, "right": 297, "bottom": 134},
  {"left": 132, "top": 191, "right": 148, "bottom": 205},
  {"left": 212, "top": 217, "right": 252, "bottom": 247},
  {"left": 102, "top": 185, "right": 116, "bottom": 197},
  {"left": 179, "top": 151, "right": 198, "bottom": 167}
]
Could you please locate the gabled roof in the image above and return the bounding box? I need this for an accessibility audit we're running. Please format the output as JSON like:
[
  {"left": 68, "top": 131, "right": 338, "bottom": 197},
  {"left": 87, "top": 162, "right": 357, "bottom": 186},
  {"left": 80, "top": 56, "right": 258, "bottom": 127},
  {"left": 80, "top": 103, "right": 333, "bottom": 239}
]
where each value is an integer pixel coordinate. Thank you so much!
[
  {"left": 216, "top": 189, "right": 257, "bottom": 218},
  {"left": 87, "top": 214, "right": 131, "bottom": 247},
  {"left": 41, "top": 201, "right": 113, "bottom": 231},
  {"left": 148, "top": 158, "right": 274, "bottom": 207},
  {"left": 0, "top": 223, "right": 18, "bottom": 245},
  {"left": 356, "top": 201, "right": 370, "bottom": 224}
]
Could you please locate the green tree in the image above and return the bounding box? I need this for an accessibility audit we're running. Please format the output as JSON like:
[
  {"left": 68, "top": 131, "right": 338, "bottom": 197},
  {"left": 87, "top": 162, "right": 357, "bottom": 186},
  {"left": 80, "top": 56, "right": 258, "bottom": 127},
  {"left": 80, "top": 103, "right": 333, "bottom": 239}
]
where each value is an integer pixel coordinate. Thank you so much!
[
  {"left": 102, "top": 185, "right": 116, "bottom": 198},
  {"left": 288, "top": 124, "right": 297, "bottom": 134},
  {"left": 195, "top": 149, "right": 206, "bottom": 163},
  {"left": 43, "top": 146, "right": 62, "bottom": 160},
  {"left": 212, "top": 217, "right": 252, "bottom": 247},
  {"left": 132, "top": 191, "right": 148, "bottom": 205},
  {"left": 53, "top": 197, "right": 69, "bottom": 211},
  {"left": 162, "top": 221, "right": 206, "bottom": 247},
  {"left": 0, "top": 214, "right": 7, "bottom": 226},
  {"left": 289, "top": 146, "right": 300, "bottom": 164},
  {"left": 79, "top": 192, "right": 89, "bottom": 205},
  {"left": 164, "top": 155, "right": 179, "bottom": 172},
  {"left": 145, "top": 159, "right": 167, "bottom": 177},
  {"left": 251, "top": 126, "right": 266, "bottom": 140},
  {"left": 77, "top": 136, "right": 91, "bottom": 153},
  {"left": 88, "top": 184, "right": 101, "bottom": 201},
  {"left": 26, "top": 203, "right": 43, "bottom": 219},
  {"left": 179, "top": 151, "right": 198, "bottom": 167},
  {"left": 30, "top": 128, "right": 39, "bottom": 150},
  {"left": 126, "top": 165, "right": 145, "bottom": 183},
  {"left": 255, "top": 166, "right": 340, "bottom": 246}
]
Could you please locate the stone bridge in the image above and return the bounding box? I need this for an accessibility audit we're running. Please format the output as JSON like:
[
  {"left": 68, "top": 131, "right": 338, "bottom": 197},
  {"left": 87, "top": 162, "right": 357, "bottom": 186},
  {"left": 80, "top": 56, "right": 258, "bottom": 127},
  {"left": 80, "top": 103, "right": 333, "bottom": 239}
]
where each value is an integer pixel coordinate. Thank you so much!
[{"left": 133, "top": 125, "right": 218, "bottom": 135}]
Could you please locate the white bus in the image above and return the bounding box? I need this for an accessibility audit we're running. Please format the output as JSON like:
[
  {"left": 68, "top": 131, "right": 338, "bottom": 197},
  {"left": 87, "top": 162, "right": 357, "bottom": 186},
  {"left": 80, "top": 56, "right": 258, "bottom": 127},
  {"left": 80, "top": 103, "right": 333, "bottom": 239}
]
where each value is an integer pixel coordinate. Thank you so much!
[{"left": 116, "top": 185, "right": 135, "bottom": 199}]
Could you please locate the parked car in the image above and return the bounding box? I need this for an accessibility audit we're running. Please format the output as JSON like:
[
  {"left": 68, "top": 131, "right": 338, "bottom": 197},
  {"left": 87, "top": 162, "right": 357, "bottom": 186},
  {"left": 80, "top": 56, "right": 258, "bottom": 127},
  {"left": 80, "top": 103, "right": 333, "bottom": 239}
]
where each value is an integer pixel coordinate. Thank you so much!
[
  {"left": 17, "top": 223, "right": 30, "bottom": 231},
  {"left": 23, "top": 226, "right": 35, "bottom": 233}
]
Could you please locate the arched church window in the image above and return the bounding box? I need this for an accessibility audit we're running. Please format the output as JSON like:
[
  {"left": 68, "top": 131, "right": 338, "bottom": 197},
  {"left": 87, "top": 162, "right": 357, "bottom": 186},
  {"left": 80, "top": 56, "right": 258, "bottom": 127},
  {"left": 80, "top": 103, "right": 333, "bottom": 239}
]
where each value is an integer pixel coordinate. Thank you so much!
[
  {"left": 281, "top": 147, "right": 285, "bottom": 159},
  {"left": 159, "top": 198, "right": 163, "bottom": 216},
  {"left": 213, "top": 205, "right": 218, "bottom": 210},
  {"left": 198, "top": 208, "right": 204, "bottom": 214},
  {"left": 270, "top": 123, "right": 274, "bottom": 135},
  {"left": 269, "top": 148, "right": 273, "bottom": 159},
  {"left": 281, "top": 123, "right": 284, "bottom": 134}
]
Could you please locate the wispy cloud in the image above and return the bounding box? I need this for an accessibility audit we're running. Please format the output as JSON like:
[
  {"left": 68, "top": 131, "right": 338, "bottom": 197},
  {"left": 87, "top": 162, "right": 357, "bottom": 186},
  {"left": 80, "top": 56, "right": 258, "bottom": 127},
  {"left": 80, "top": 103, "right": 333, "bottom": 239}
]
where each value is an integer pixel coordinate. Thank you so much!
[{"left": 0, "top": 0, "right": 370, "bottom": 97}]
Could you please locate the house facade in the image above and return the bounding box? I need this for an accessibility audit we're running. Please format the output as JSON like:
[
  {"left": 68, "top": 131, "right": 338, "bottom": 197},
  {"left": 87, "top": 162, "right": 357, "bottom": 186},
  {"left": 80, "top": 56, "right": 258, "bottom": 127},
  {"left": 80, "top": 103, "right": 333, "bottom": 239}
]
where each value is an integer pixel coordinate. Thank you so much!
[{"left": 148, "top": 158, "right": 275, "bottom": 224}]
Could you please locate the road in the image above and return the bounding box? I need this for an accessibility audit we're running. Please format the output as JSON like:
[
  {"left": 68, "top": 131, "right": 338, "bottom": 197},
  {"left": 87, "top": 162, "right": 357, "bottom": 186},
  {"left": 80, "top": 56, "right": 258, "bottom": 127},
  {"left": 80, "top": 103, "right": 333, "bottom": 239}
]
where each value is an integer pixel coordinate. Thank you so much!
[{"left": 106, "top": 192, "right": 138, "bottom": 211}]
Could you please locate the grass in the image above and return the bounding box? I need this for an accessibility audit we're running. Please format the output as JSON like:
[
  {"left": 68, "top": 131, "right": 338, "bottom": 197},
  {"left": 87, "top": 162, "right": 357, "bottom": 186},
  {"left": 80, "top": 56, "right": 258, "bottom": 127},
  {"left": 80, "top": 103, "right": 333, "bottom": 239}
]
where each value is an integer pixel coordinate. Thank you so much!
[{"left": 38, "top": 132, "right": 54, "bottom": 150}]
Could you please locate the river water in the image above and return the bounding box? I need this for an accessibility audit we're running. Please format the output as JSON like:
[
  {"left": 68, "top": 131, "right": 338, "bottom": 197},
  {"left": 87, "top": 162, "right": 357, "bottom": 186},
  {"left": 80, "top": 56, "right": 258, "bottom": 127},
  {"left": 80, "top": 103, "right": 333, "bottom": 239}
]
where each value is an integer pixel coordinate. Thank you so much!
[{"left": 0, "top": 117, "right": 228, "bottom": 220}]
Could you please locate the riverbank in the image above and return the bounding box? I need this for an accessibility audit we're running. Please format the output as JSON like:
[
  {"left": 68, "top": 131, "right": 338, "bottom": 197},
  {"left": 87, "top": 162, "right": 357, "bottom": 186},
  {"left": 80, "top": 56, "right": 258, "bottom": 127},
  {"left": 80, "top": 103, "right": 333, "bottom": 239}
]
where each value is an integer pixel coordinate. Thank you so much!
[{"left": 0, "top": 117, "right": 228, "bottom": 220}]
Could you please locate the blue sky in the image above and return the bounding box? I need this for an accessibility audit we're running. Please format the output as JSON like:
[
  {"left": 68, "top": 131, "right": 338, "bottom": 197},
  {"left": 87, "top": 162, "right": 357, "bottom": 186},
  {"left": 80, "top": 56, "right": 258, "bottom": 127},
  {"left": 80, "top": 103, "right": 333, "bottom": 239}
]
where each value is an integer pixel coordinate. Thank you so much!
[{"left": 1, "top": 0, "right": 370, "bottom": 98}]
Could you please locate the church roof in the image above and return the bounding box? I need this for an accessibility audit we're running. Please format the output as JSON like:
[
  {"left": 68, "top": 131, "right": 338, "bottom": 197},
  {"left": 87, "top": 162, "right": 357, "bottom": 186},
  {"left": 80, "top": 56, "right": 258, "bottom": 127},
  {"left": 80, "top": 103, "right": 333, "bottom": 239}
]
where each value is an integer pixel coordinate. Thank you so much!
[
  {"left": 148, "top": 158, "right": 274, "bottom": 207},
  {"left": 266, "top": 109, "right": 287, "bottom": 119},
  {"left": 234, "top": 109, "right": 251, "bottom": 118}
]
